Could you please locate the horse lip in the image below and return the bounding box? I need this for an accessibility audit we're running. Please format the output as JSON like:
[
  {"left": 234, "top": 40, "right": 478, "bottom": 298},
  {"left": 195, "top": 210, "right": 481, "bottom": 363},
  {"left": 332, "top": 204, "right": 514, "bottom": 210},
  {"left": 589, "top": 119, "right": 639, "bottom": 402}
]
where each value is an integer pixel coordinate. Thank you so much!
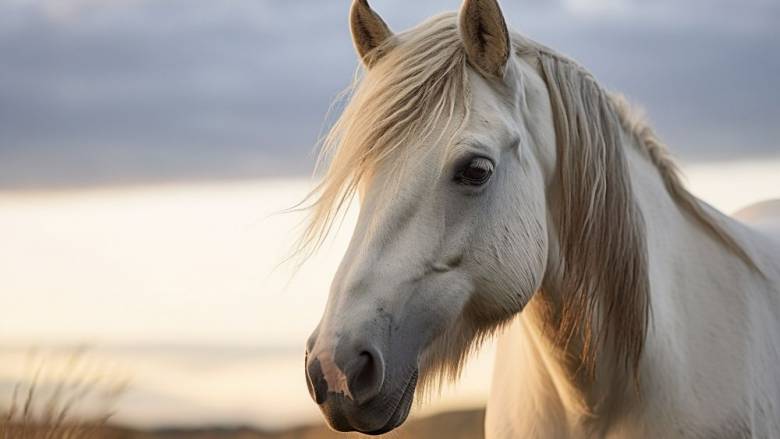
[{"left": 361, "top": 369, "right": 418, "bottom": 435}]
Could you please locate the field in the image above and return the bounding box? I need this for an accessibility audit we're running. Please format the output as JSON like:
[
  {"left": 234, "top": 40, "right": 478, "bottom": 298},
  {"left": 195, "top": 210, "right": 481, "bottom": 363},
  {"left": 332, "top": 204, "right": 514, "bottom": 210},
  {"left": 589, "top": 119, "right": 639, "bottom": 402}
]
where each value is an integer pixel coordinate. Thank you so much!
[{"left": 2, "top": 409, "right": 485, "bottom": 439}]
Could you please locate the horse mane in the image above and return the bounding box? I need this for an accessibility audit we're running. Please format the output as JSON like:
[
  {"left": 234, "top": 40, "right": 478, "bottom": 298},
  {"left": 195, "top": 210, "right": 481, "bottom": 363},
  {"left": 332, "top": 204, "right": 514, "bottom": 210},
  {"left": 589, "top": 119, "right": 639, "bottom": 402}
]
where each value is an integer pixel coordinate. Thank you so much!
[
  {"left": 535, "top": 48, "right": 651, "bottom": 376},
  {"left": 532, "top": 40, "right": 757, "bottom": 377},
  {"left": 299, "top": 12, "right": 756, "bottom": 388}
]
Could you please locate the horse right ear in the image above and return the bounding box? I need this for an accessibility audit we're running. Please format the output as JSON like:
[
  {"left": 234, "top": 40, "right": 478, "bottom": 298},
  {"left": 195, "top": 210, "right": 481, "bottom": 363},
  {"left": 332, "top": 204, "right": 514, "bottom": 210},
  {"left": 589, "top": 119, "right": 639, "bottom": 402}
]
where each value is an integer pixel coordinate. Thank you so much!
[
  {"left": 459, "top": 0, "right": 511, "bottom": 78},
  {"left": 350, "top": 0, "right": 394, "bottom": 68}
]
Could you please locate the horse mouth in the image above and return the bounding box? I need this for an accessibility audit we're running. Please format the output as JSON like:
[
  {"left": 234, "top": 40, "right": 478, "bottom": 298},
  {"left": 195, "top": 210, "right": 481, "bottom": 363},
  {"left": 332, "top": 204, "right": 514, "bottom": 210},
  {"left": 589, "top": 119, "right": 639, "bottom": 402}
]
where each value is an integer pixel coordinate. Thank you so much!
[{"left": 362, "top": 370, "right": 418, "bottom": 435}]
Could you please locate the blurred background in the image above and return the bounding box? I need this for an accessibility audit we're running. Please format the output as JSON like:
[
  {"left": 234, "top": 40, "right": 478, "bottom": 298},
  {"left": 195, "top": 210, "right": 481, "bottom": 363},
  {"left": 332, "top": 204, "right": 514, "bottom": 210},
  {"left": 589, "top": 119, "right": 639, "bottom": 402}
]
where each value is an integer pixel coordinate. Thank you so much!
[{"left": 0, "top": 0, "right": 778, "bottom": 436}]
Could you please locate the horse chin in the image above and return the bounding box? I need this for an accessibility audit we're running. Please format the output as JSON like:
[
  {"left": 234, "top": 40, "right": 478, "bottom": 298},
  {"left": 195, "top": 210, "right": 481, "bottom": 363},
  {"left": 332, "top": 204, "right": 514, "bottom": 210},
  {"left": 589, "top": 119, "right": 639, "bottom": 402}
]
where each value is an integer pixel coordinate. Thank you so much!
[{"left": 361, "top": 370, "right": 418, "bottom": 435}]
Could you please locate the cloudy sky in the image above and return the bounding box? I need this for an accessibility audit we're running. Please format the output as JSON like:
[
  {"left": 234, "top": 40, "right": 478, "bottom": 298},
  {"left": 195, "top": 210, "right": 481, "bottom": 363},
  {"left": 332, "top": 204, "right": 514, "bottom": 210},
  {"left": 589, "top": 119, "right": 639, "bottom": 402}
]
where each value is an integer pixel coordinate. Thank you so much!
[{"left": 0, "top": 0, "right": 778, "bottom": 189}]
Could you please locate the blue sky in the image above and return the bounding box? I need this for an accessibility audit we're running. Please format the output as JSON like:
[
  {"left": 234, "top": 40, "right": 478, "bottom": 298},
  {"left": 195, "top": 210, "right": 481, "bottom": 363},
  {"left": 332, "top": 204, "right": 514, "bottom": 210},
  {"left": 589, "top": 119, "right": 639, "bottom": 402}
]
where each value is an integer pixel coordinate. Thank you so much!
[{"left": 0, "top": 0, "right": 778, "bottom": 189}]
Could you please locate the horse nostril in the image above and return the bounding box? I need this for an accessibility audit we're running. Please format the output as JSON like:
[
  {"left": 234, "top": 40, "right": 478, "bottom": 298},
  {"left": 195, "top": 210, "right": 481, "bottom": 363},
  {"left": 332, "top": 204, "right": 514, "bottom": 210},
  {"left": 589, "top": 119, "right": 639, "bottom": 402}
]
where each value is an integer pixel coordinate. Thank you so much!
[
  {"left": 348, "top": 347, "right": 385, "bottom": 406},
  {"left": 305, "top": 355, "right": 328, "bottom": 405}
]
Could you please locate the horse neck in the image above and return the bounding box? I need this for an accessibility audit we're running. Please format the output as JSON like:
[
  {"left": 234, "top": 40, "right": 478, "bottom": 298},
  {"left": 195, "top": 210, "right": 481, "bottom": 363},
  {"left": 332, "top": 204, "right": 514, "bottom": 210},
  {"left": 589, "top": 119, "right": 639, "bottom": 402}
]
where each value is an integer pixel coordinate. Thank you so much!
[{"left": 498, "top": 126, "right": 759, "bottom": 434}]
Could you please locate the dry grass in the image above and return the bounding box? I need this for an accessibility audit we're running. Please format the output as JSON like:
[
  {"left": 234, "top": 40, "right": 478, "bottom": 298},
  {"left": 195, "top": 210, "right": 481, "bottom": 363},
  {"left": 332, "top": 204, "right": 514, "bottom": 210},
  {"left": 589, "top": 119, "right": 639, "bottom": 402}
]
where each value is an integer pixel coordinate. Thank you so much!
[
  {"left": 99, "top": 408, "right": 485, "bottom": 439},
  {"left": 0, "top": 348, "right": 127, "bottom": 439}
]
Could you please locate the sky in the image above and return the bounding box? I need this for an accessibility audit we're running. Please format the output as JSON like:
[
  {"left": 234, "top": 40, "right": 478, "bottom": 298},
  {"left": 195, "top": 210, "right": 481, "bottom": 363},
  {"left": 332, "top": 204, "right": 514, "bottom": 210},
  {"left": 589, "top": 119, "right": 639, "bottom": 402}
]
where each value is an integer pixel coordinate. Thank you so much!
[{"left": 0, "top": 0, "right": 778, "bottom": 190}]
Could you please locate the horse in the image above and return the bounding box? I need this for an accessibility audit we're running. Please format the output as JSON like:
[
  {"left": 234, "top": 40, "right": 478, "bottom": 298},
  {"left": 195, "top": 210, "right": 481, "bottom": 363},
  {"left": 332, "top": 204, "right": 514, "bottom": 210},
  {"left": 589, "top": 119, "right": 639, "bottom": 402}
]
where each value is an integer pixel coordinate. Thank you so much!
[{"left": 300, "top": 0, "right": 780, "bottom": 437}]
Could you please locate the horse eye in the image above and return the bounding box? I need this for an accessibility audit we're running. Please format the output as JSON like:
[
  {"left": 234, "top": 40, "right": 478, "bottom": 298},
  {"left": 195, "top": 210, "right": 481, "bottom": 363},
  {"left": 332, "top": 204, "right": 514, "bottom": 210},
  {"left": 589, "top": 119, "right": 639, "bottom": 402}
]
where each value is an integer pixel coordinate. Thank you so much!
[{"left": 456, "top": 157, "right": 494, "bottom": 186}]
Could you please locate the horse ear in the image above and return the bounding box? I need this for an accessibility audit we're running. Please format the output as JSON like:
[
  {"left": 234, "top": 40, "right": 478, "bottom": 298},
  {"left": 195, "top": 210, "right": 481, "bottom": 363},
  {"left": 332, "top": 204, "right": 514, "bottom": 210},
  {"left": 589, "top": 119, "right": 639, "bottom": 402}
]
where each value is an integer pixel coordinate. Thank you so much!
[
  {"left": 459, "top": 0, "right": 511, "bottom": 78},
  {"left": 350, "top": 0, "right": 394, "bottom": 68}
]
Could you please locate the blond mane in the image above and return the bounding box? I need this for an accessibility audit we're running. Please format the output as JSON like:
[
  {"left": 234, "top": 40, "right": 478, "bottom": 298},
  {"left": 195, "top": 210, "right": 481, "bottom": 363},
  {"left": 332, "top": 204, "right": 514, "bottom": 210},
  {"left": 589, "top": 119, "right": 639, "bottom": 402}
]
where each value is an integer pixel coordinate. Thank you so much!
[{"left": 299, "top": 12, "right": 754, "bottom": 384}]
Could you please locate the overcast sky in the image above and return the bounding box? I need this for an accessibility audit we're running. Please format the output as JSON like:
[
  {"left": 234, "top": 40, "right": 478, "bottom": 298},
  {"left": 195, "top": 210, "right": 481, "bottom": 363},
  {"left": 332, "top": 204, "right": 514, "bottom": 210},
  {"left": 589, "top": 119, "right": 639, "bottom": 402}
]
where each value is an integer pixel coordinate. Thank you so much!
[{"left": 0, "top": 0, "right": 778, "bottom": 189}]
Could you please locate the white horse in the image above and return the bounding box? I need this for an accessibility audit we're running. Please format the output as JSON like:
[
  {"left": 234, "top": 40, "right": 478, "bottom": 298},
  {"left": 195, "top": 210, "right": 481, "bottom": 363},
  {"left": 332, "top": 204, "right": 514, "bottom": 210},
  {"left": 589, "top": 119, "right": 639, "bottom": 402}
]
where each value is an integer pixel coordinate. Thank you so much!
[{"left": 301, "top": 0, "right": 780, "bottom": 437}]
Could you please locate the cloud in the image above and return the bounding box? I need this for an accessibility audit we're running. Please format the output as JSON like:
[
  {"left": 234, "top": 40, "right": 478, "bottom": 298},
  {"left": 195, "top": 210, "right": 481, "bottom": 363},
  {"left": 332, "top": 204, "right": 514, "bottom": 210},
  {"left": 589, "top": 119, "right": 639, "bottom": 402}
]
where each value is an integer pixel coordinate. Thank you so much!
[{"left": 0, "top": 0, "right": 777, "bottom": 189}]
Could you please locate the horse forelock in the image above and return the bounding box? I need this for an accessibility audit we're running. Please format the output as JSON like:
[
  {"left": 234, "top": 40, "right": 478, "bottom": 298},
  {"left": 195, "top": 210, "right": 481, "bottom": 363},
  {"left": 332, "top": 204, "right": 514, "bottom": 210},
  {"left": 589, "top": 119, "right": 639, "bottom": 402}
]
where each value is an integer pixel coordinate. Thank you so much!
[{"left": 296, "top": 12, "right": 470, "bottom": 259}]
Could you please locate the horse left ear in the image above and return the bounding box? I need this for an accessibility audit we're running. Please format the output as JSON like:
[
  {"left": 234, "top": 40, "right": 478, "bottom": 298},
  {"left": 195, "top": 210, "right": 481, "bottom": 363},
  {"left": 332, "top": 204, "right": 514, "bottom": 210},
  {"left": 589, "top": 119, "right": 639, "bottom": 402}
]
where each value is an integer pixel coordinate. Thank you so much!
[
  {"left": 459, "top": 0, "right": 511, "bottom": 78},
  {"left": 350, "top": 0, "right": 394, "bottom": 68}
]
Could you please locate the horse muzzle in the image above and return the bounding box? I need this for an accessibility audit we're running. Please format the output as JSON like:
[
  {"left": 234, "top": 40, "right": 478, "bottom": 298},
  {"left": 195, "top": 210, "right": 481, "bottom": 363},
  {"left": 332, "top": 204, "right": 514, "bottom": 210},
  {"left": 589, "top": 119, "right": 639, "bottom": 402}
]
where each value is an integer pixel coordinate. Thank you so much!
[{"left": 305, "top": 334, "right": 418, "bottom": 434}]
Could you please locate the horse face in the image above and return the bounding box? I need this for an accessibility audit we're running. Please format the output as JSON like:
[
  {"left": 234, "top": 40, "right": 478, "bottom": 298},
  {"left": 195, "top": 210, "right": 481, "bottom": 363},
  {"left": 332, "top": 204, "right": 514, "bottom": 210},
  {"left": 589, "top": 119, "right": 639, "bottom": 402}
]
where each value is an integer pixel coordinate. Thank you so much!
[{"left": 304, "top": 0, "right": 556, "bottom": 434}]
